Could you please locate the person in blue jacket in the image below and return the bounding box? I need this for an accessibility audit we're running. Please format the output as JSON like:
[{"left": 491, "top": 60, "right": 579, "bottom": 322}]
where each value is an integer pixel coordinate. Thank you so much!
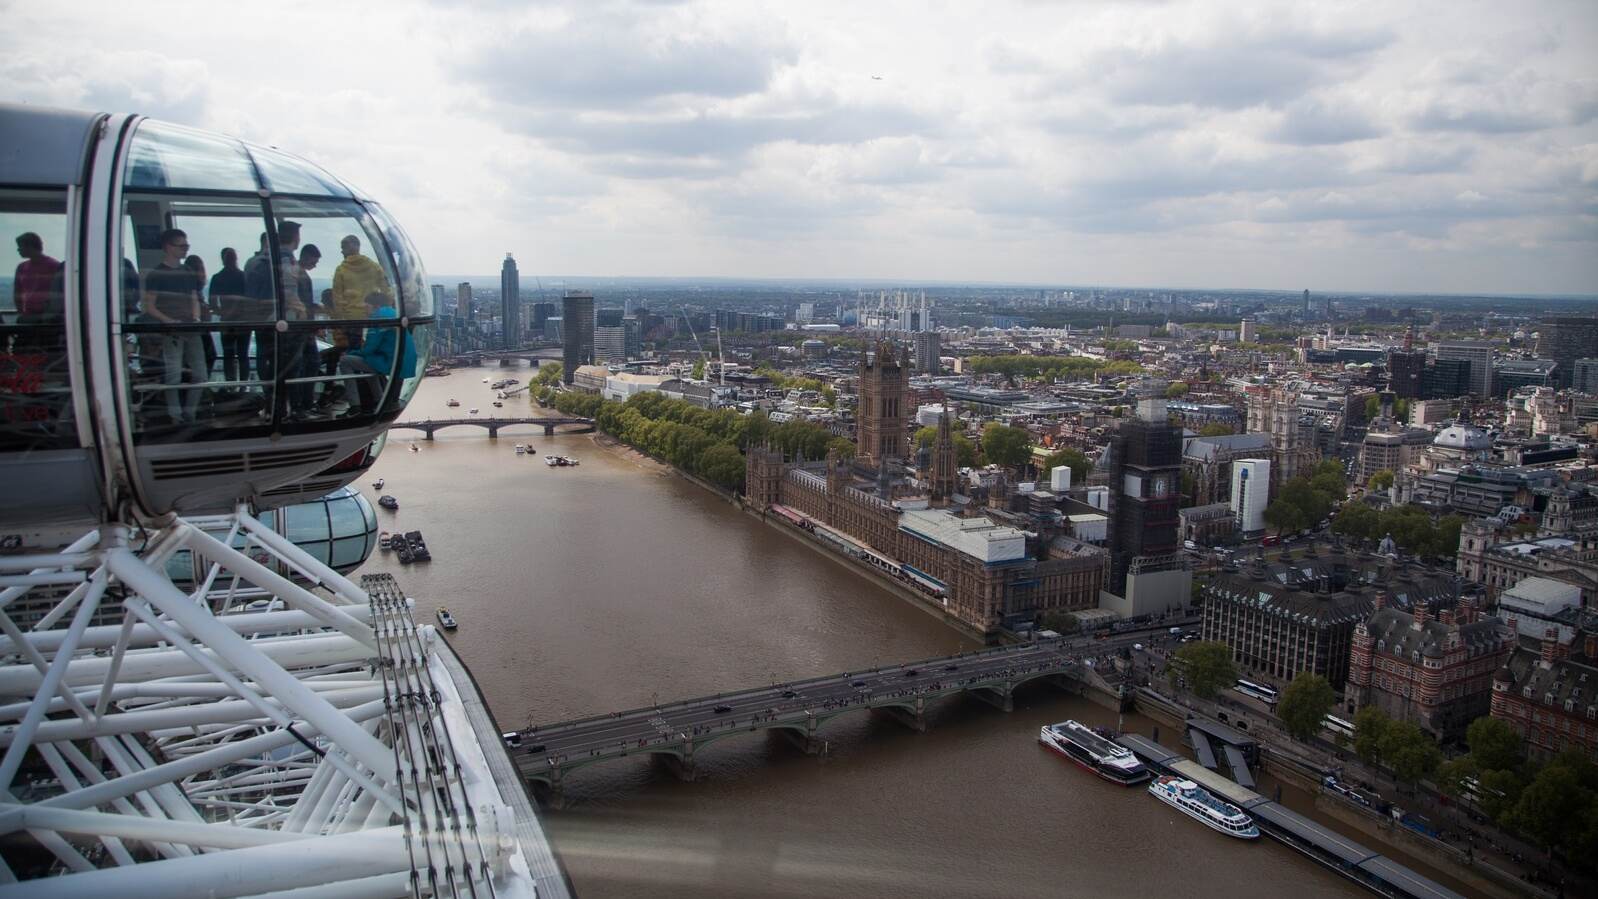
[{"left": 331, "top": 291, "right": 414, "bottom": 415}]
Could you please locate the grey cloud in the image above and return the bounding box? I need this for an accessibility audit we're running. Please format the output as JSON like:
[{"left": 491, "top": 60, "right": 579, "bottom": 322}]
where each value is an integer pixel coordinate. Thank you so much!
[
  {"left": 504, "top": 101, "right": 936, "bottom": 168},
  {"left": 1052, "top": 23, "right": 1392, "bottom": 111},
  {"left": 460, "top": 12, "right": 796, "bottom": 110},
  {"left": 1272, "top": 97, "right": 1385, "bottom": 145},
  {"left": 1406, "top": 61, "right": 1598, "bottom": 134}
]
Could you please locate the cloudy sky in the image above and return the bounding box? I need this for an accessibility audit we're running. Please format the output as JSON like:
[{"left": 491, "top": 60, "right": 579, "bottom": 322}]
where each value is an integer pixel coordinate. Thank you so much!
[{"left": 4, "top": 0, "right": 1596, "bottom": 294}]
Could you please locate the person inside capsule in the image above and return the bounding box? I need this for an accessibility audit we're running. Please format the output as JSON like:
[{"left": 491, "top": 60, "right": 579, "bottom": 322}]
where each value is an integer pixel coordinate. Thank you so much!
[
  {"left": 141, "top": 228, "right": 208, "bottom": 425},
  {"left": 329, "top": 290, "right": 413, "bottom": 415}
]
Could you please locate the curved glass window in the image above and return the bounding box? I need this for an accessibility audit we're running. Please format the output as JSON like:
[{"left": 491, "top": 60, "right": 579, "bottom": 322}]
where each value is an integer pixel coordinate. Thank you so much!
[
  {"left": 365, "top": 203, "right": 432, "bottom": 414},
  {"left": 248, "top": 146, "right": 353, "bottom": 199},
  {"left": 1, "top": 188, "right": 78, "bottom": 451},
  {"left": 124, "top": 121, "right": 258, "bottom": 193}
]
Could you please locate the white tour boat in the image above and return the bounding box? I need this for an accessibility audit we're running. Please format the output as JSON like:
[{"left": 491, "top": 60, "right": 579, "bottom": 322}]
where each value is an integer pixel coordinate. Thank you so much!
[{"left": 1147, "top": 775, "right": 1260, "bottom": 840}]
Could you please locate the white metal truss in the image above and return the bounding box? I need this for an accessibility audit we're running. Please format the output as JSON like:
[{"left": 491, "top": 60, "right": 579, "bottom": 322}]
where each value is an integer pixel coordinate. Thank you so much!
[{"left": 0, "top": 509, "right": 537, "bottom": 898}]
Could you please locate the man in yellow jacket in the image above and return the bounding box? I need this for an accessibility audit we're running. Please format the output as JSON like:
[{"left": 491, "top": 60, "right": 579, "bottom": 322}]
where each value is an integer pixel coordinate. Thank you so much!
[{"left": 326, "top": 234, "right": 392, "bottom": 377}]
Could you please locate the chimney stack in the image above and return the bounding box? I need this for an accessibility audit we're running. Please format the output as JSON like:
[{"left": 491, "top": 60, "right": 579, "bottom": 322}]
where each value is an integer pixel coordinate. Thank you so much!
[
  {"left": 1440, "top": 606, "right": 1456, "bottom": 627},
  {"left": 1374, "top": 591, "right": 1388, "bottom": 611},
  {"left": 1585, "top": 632, "right": 1597, "bottom": 661},
  {"left": 1541, "top": 628, "right": 1559, "bottom": 666},
  {"left": 1414, "top": 601, "right": 1430, "bottom": 628}
]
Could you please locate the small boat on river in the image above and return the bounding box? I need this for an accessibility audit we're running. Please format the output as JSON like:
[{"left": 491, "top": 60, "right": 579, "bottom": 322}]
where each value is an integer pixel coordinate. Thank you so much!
[
  {"left": 436, "top": 608, "right": 457, "bottom": 630},
  {"left": 1147, "top": 776, "right": 1260, "bottom": 840},
  {"left": 377, "top": 495, "right": 398, "bottom": 510}
]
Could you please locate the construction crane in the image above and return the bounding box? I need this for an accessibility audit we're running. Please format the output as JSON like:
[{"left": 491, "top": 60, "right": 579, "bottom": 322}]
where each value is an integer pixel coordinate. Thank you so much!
[{"left": 679, "top": 307, "right": 715, "bottom": 382}]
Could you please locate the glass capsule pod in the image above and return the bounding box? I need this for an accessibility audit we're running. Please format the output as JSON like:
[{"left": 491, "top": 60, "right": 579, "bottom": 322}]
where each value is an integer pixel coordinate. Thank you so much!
[{"left": 0, "top": 104, "right": 432, "bottom": 527}]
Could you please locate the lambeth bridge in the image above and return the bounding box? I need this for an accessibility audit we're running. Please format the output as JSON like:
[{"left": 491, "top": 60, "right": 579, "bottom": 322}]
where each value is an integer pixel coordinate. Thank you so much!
[
  {"left": 389, "top": 417, "right": 596, "bottom": 439},
  {"left": 509, "top": 638, "right": 1109, "bottom": 805}
]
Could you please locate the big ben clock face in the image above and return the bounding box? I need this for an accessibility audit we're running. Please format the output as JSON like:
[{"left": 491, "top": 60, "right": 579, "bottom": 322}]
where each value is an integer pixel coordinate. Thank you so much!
[{"left": 1153, "top": 476, "right": 1170, "bottom": 498}]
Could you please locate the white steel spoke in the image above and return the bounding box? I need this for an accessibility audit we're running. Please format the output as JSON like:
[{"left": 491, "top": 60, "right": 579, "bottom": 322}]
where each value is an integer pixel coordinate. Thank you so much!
[{"left": 0, "top": 514, "right": 537, "bottom": 896}]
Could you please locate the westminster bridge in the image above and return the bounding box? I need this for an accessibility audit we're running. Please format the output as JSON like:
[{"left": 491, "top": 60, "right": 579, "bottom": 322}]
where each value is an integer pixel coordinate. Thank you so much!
[{"left": 507, "top": 637, "right": 1129, "bottom": 806}]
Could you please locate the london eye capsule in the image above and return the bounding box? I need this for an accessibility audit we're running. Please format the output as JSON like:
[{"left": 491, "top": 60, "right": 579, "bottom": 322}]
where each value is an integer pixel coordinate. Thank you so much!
[{"left": 0, "top": 103, "right": 433, "bottom": 527}]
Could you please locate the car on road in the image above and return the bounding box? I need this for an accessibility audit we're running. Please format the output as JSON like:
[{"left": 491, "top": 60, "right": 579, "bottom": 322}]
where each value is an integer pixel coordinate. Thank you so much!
[
  {"left": 850, "top": 680, "right": 867, "bottom": 688},
  {"left": 903, "top": 669, "right": 919, "bottom": 677},
  {"left": 943, "top": 664, "right": 959, "bottom": 672},
  {"left": 501, "top": 731, "right": 522, "bottom": 749},
  {"left": 713, "top": 704, "right": 733, "bottom": 714},
  {"left": 781, "top": 690, "right": 798, "bottom": 699}
]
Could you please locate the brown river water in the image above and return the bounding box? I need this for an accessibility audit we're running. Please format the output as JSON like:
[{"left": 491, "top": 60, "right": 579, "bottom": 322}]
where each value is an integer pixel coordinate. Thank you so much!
[{"left": 358, "top": 364, "right": 1470, "bottom": 899}]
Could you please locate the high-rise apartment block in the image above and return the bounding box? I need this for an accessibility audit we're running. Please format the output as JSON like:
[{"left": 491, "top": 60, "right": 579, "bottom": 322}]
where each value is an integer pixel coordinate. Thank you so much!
[
  {"left": 913, "top": 331, "right": 941, "bottom": 373},
  {"left": 561, "top": 290, "right": 594, "bottom": 385},
  {"left": 1539, "top": 317, "right": 1598, "bottom": 389},
  {"left": 500, "top": 254, "right": 520, "bottom": 347},
  {"left": 456, "top": 282, "right": 473, "bottom": 318},
  {"left": 1435, "top": 340, "right": 1495, "bottom": 398}
]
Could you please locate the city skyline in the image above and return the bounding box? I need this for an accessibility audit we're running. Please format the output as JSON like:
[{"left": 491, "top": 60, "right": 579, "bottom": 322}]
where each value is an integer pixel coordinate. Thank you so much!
[{"left": 2, "top": 0, "right": 1593, "bottom": 295}]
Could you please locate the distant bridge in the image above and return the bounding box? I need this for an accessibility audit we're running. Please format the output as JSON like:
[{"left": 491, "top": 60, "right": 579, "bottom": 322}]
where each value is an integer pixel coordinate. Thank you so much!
[
  {"left": 389, "top": 417, "right": 595, "bottom": 439},
  {"left": 438, "top": 344, "right": 562, "bottom": 366},
  {"left": 508, "top": 638, "right": 1109, "bottom": 805}
]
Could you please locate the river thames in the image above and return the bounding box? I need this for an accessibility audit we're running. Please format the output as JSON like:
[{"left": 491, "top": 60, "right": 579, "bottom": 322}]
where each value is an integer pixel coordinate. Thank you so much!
[{"left": 359, "top": 365, "right": 1445, "bottom": 899}]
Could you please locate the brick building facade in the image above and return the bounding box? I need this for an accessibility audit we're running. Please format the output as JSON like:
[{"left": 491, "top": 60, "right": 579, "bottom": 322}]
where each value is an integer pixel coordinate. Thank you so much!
[
  {"left": 747, "top": 446, "right": 1104, "bottom": 634},
  {"left": 1347, "top": 594, "right": 1512, "bottom": 741},
  {"left": 1490, "top": 625, "right": 1598, "bottom": 761}
]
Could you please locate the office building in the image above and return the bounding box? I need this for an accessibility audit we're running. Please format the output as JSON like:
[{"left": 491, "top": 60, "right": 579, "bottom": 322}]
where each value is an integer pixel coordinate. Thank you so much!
[
  {"left": 561, "top": 290, "right": 594, "bottom": 385},
  {"left": 1538, "top": 317, "right": 1598, "bottom": 389},
  {"left": 1387, "top": 349, "right": 1426, "bottom": 399},
  {"left": 456, "top": 281, "right": 473, "bottom": 318},
  {"left": 1574, "top": 358, "right": 1598, "bottom": 394},
  {"left": 1239, "top": 319, "right": 1256, "bottom": 344},
  {"left": 594, "top": 325, "right": 627, "bottom": 364},
  {"left": 913, "top": 331, "right": 941, "bottom": 373},
  {"left": 1495, "top": 359, "right": 1559, "bottom": 394},
  {"left": 1201, "top": 554, "right": 1422, "bottom": 689},
  {"left": 1420, "top": 357, "right": 1471, "bottom": 399},
  {"left": 531, "top": 301, "right": 554, "bottom": 335},
  {"left": 1303, "top": 288, "right": 1311, "bottom": 317},
  {"left": 430, "top": 283, "right": 446, "bottom": 313},
  {"left": 1230, "top": 458, "right": 1270, "bottom": 536},
  {"left": 1436, "top": 340, "right": 1495, "bottom": 398},
  {"left": 500, "top": 253, "right": 519, "bottom": 347}
]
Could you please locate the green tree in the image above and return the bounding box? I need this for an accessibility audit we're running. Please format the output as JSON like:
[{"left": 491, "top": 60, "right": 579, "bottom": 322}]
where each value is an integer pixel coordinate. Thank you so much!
[
  {"left": 699, "top": 443, "right": 745, "bottom": 491},
  {"left": 981, "top": 423, "right": 1033, "bottom": 469},
  {"left": 1264, "top": 497, "right": 1309, "bottom": 535},
  {"left": 826, "top": 437, "right": 857, "bottom": 461},
  {"left": 1380, "top": 721, "right": 1442, "bottom": 786},
  {"left": 1040, "top": 611, "right": 1080, "bottom": 634},
  {"left": 691, "top": 358, "right": 706, "bottom": 380},
  {"left": 1171, "top": 641, "right": 1236, "bottom": 700},
  {"left": 1165, "top": 381, "right": 1189, "bottom": 398},
  {"left": 1199, "top": 422, "right": 1234, "bottom": 437},
  {"left": 1477, "top": 767, "right": 1526, "bottom": 823},
  {"left": 1332, "top": 503, "right": 1379, "bottom": 542},
  {"left": 1465, "top": 717, "right": 1522, "bottom": 773},
  {"left": 913, "top": 425, "right": 975, "bottom": 467},
  {"left": 1368, "top": 469, "right": 1395, "bottom": 492},
  {"left": 1365, "top": 394, "right": 1380, "bottom": 419},
  {"left": 1277, "top": 674, "right": 1336, "bottom": 741},
  {"left": 1042, "top": 447, "right": 1091, "bottom": 485},
  {"left": 1504, "top": 763, "right": 1592, "bottom": 853},
  {"left": 1353, "top": 705, "right": 1391, "bottom": 766},
  {"left": 1436, "top": 757, "right": 1479, "bottom": 803}
]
